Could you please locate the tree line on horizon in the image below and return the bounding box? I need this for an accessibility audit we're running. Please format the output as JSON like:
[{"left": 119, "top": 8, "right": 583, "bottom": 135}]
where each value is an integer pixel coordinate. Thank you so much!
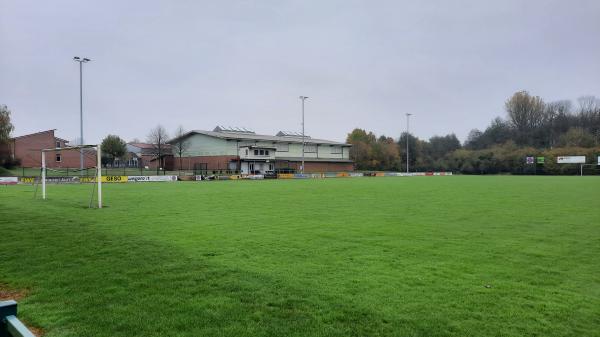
[
  {"left": 346, "top": 91, "right": 600, "bottom": 174},
  {"left": 2, "top": 91, "right": 600, "bottom": 175}
]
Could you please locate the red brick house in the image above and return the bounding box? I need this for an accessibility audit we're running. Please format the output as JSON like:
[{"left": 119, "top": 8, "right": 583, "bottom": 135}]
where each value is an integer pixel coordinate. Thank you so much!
[{"left": 9, "top": 129, "right": 96, "bottom": 168}]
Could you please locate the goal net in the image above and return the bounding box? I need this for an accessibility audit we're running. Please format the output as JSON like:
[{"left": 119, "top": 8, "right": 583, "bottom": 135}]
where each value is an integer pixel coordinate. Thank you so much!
[{"left": 40, "top": 144, "right": 103, "bottom": 208}]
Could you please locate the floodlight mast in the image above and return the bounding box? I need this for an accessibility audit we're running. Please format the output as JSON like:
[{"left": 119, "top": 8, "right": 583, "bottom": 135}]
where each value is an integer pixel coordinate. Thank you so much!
[
  {"left": 299, "top": 96, "right": 309, "bottom": 174},
  {"left": 73, "top": 56, "right": 91, "bottom": 173},
  {"left": 406, "top": 113, "right": 412, "bottom": 173}
]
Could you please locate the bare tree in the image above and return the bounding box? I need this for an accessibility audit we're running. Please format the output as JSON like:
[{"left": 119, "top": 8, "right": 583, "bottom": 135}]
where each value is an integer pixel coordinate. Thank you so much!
[
  {"left": 171, "top": 125, "right": 191, "bottom": 173},
  {"left": 505, "top": 91, "right": 545, "bottom": 145},
  {"left": 577, "top": 96, "right": 600, "bottom": 143},
  {"left": 147, "top": 125, "right": 169, "bottom": 174},
  {"left": 545, "top": 100, "right": 573, "bottom": 147},
  {"left": 577, "top": 95, "right": 600, "bottom": 114}
]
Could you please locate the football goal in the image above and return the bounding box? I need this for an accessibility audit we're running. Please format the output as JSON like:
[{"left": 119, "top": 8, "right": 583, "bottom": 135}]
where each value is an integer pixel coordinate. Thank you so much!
[
  {"left": 580, "top": 163, "right": 600, "bottom": 176},
  {"left": 40, "top": 144, "right": 103, "bottom": 208}
]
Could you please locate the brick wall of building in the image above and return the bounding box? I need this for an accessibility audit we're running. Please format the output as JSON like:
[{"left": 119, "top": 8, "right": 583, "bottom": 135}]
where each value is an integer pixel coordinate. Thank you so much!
[
  {"left": 136, "top": 154, "right": 174, "bottom": 170},
  {"left": 174, "top": 155, "right": 353, "bottom": 173},
  {"left": 11, "top": 130, "right": 96, "bottom": 168},
  {"left": 172, "top": 155, "right": 240, "bottom": 171},
  {"left": 0, "top": 143, "right": 10, "bottom": 164}
]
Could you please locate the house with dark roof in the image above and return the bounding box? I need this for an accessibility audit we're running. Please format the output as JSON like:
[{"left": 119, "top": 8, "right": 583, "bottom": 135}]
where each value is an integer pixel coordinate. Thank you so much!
[{"left": 168, "top": 126, "right": 353, "bottom": 174}]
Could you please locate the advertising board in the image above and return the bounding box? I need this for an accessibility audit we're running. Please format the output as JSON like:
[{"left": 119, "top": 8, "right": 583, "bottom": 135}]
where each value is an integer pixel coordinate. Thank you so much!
[
  {"left": 557, "top": 156, "right": 586, "bottom": 164},
  {"left": 0, "top": 177, "right": 19, "bottom": 185},
  {"left": 81, "top": 176, "right": 128, "bottom": 183},
  {"left": 127, "top": 175, "right": 177, "bottom": 182}
]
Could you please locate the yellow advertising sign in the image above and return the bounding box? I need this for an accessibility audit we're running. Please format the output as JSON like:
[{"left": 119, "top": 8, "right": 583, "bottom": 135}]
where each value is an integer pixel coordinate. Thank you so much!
[
  {"left": 81, "top": 176, "right": 128, "bottom": 183},
  {"left": 19, "top": 177, "right": 36, "bottom": 184}
]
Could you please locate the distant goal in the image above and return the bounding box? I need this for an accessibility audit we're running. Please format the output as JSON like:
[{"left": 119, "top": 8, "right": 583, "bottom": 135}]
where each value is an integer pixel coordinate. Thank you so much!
[{"left": 40, "top": 144, "right": 103, "bottom": 208}]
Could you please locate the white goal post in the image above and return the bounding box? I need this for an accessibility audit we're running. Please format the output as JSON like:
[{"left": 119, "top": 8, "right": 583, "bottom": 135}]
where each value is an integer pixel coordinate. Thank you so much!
[{"left": 41, "top": 144, "right": 102, "bottom": 208}]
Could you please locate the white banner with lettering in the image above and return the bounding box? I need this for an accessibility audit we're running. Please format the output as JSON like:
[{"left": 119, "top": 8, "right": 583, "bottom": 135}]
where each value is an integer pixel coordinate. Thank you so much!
[
  {"left": 127, "top": 175, "right": 177, "bottom": 182},
  {"left": 557, "top": 156, "right": 586, "bottom": 164},
  {"left": 0, "top": 177, "right": 19, "bottom": 185}
]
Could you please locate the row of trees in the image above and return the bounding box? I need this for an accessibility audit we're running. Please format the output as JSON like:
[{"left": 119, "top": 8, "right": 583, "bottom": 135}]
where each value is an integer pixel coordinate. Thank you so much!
[
  {"left": 2, "top": 90, "right": 599, "bottom": 174},
  {"left": 347, "top": 129, "right": 462, "bottom": 171},
  {"left": 347, "top": 91, "right": 600, "bottom": 174},
  {"left": 466, "top": 92, "right": 600, "bottom": 149},
  {"left": 444, "top": 143, "right": 599, "bottom": 175}
]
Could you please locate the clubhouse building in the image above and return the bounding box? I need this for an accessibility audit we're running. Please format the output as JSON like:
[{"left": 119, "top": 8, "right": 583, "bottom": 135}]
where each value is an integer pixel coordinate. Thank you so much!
[{"left": 168, "top": 126, "right": 353, "bottom": 174}]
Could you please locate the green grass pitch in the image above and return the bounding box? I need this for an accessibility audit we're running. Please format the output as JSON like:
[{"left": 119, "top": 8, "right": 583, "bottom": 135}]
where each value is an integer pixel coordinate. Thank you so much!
[{"left": 1, "top": 176, "right": 599, "bottom": 337}]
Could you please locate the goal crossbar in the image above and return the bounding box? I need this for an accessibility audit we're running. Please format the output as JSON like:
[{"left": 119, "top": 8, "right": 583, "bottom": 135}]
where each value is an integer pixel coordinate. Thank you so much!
[
  {"left": 41, "top": 144, "right": 98, "bottom": 152},
  {"left": 40, "top": 144, "right": 102, "bottom": 208}
]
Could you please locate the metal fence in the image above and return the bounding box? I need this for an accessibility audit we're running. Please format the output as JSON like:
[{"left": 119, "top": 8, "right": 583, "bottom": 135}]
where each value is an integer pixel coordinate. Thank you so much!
[
  {"left": 8, "top": 166, "right": 301, "bottom": 177},
  {"left": 9, "top": 167, "right": 198, "bottom": 177}
]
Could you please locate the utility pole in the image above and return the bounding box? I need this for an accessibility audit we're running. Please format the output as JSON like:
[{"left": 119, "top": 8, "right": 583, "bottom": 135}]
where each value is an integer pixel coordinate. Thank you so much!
[
  {"left": 299, "top": 96, "right": 309, "bottom": 174},
  {"left": 73, "top": 56, "right": 91, "bottom": 172},
  {"left": 406, "top": 113, "right": 412, "bottom": 173}
]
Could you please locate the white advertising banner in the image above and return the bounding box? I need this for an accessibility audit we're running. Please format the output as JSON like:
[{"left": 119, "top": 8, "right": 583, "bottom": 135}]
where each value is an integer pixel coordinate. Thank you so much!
[
  {"left": 557, "top": 156, "right": 586, "bottom": 164},
  {"left": 598, "top": 156, "right": 600, "bottom": 165},
  {"left": 0, "top": 177, "right": 19, "bottom": 185},
  {"left": 127, "top": 175, "right": 177, "bottom": 182}
]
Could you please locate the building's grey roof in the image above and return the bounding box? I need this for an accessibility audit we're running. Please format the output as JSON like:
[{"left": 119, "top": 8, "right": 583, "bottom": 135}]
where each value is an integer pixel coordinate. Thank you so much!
[
  {"left": 171, "top": 129, "right": 351, "bottom": 146},
  {"left": 276, "top": 131, "right": 309, "bottom": 138},
  {"left": 213, "top": 126, "right": 255, "bottom": 134}
]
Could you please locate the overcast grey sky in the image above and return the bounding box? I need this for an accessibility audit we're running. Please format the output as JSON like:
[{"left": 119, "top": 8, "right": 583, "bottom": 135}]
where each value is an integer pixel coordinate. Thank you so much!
[{"left": 1, "top": 0, "right": 599, "bottom": 144}]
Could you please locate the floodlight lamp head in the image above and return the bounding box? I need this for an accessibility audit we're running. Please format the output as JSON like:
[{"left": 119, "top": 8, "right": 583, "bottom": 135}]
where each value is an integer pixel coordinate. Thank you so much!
[
  {"left": 299, "top": 96, "right": 309, "bottom": 100},
  {"left": 83, "top": 58, "right": 91, "bottom": 62},
  {"left": 73, "top": 56, "right": 80, "bottom": 60}
]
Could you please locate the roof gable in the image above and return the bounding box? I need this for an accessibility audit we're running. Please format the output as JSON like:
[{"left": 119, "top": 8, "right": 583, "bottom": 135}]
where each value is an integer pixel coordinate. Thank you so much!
[{"left": 11, "top": 129, "right": 56, "bottom": 140}]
